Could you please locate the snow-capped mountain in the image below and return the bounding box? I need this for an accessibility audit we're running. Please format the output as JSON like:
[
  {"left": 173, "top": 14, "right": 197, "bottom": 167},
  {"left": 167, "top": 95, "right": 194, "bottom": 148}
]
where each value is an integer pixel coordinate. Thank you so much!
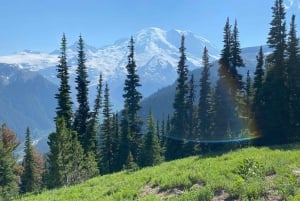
[{"left": 0, "top": 27, "right": 220, "bottom": 110}]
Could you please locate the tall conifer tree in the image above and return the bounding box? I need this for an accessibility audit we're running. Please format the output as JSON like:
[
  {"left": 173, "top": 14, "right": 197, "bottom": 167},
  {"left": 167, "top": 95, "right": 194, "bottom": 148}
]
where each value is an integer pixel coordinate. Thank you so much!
[
  {"left": 99, "top": 83, "right": 114, "bottom": 174},
  {"left": 261, "top": 0, "right": 288, "bottom": 144},
  {"left": 55, "top": 33, "right": 73, "bottom": 128},
  {"left": 120, "top": 37, "right": 143, "bottom": 164},
  {"left": 286, "top": 15, "right": 300, "bottom": 140},
  {"left": 20, "top": 128, "right": 36, "bottom": 193},
  {"left": 198, "top": 47, "right": 212, "bottom": 140},
  {"left": 166, "top": 35, "right": 189, "bottom": 160},
  {"left": 73, "top": 35, "right": 91, "bottom": 152}
]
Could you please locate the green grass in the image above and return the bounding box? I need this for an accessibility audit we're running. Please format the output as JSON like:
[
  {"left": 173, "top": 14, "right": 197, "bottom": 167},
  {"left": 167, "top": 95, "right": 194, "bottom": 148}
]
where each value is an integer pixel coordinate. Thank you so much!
[{"left": 17, "top": 144, "right": 300, "bottom": 201}]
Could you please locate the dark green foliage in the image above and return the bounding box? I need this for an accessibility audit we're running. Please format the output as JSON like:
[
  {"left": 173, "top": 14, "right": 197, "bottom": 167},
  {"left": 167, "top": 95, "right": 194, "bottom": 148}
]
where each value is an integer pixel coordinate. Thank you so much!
[
  {"left": 120, "top": 37, "right": 143, "bottom": 164},
  {"left": 214, "top": 18, "right": 244, "bottom": 140},
  {"left": 286, "top": 15, "right": 300, "bottom": 140},
  {"left": 47, "top": 118, "right": 92, "bottom": 188},
  {"left": 138, "top": 111, "right": 163, "bottom": 167},
  {"left": 55, "top": 34, "right": 73, "bottom": 129},
  {"left": 166, "top": 35, "right": 189, "bottom": 160},
  {"left": 20, "top": 128, "right": 36, "bottom": 193},
  {"left": 230, "top": 19, "right": 245, "bottom": 90},
  {"left": 245, "top": 70, "right": 252, "bottom": 124},
  {"left": 183, "top": 74, "right": 197, "bottom": 156},
  {"left": 73, "top": 35, "right": 91, "bottom": 152},
  {"left": 198, "top": 47, "right": 212, "bottom": 140},
  {"left": 0, "top": 124, "right": 19, "bottom": 201},
  {"left": 99, "top": 83, "right": 114, "bottom": 174},
  {"left": 252, "top": 47, "right": 265, "bottom": 135},
  {"left": 260, "top": 0, "right": 289, "bottom": 144},
  {"left": 111, "top": 113, "right": 121, "bottom": 172},
  {"left": 88, "top": 73, "right": 103, "bottom": 153}
]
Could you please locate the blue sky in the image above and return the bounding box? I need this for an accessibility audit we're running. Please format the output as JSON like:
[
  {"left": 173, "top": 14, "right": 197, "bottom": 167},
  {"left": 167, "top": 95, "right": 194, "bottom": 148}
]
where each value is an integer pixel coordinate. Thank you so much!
[{"left": 0, "top": 0, "right": 299, "bottom": 55}]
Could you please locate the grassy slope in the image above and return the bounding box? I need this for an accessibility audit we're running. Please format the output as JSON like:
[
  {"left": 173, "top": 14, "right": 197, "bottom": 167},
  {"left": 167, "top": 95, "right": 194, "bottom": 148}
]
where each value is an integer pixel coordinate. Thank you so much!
[{"left": 17, "top": 144, "right": 300, "bottom": 201}]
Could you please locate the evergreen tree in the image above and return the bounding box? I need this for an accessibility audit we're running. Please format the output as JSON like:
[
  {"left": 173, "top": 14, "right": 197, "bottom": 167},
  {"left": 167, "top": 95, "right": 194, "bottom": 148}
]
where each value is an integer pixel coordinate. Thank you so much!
[
  {"left": 138, "top": 110, "right": 163, "bottom": 167},
  {"left": 47, "top": 118, "right": 89, "bottom": 187},
  {"left": 214, "top": 18, "right": 237, "bottom": 140},
  {"left": 0, "top": 124, "right": 19, "bottom": 201},
  {"left": 73, "top": 35, "right": 91, "bottom": 152},
  {"left": 99, "top": 83, "right": 114, "bottom": 174},
  {"left": 252, "top": 47, "right": 265, "bottom": 136},
  {"left": 166, "top": 35, "right": 189, "bottom": 160},
  {"left": 55, "top": 33, "right": 73, "bottom": 128},
  {"left": 245, "top": 70, "right": 252, "bottom": 125},
  {"left": 261, "top": 0, "right": 288, "bottom": 144},
  {"left": 87, "top": 73, "right": 103, "bottom": 153},
  {"left": 183, "top": 74, "right": 196, "bottom": 156},
  {"left": 20, "top": 128, "right": 36, "bottom": 193},
  {"left": 286, "top": 15, "right": 300, "bottom": 140},
  {"left": 230, "top": 19, "right": 245, "bottom": 90},
  {"left": 120, "top": 37, "right": 143, "bottom": 163},
  {"left": 111, "top": 113, "right": 120, "bottom": 172},
  {"left": 198, "top": 47, "right": 212, "bottom": 140}
]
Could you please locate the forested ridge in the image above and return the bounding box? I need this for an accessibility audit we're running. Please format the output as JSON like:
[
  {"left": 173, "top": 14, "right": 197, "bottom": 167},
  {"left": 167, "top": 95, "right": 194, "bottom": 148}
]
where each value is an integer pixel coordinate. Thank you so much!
[{"left": 0, "top": 0, "right": 300, "bottom": 200}]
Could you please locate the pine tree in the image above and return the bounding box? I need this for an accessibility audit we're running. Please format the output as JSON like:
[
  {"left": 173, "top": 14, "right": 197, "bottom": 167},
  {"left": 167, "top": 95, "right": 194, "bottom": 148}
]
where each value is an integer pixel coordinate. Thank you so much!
[
  {"left": 245, "top": 70, "right": 252, "bottom": 125},
  {"left": 0, "top": 124, "right": 19, "bottom": 201},
  {"left": 166, "top": 35, "right": 189, "bottom": 160},
  {"left": 260, "top": 0, "right": 288, "bottom": 144},
  {"left": 47, "top": 118, "right": 89, "bottom": 187},
  {"left": 111, "top": 113, "right": 120, "bottom": 172},
  {"left": 183, "top": 74, "right": 196, "bottom": 156},
  {"left": 230, "top": 19, "right": 245, "bottom": 91},
  {"left": 138, "top": 110, "right": 163, "bottom": 167},
  {"left": 286, "top": 15, "right": 300, "bottom": 140},
  {"left": 198, "top": 47, "right": 212, "bottom": 140},
  {"left": 87, "top": 73, "right": 103, "bottom": 153},
  {"left": 73, "top": 35, "right": 91, "bottom": 152},
  {"left": 99, "top": 83, "right": 114, "bottom": 174},
  {"left": 214, "top": 18, "right": 236, "bottom": 140},
  {"left": 120, "top": 37, "right": 143, "bottom": 164},
  {"left": 55, "top": 33, "right": 73, "bottom": 128},
  {"left": 20, "top": 127, "right": 36, "bottom": 193},
  {"left": 252, "top": 47, "right": 265, "bottom": 137}
]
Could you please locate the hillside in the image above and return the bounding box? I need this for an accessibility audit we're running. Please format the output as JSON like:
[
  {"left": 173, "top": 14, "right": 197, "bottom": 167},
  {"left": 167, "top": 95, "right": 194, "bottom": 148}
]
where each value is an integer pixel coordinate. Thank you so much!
[
  {"left": 17, "top": 144, "right": 300, "bottom": 201},
  {"left": 0, "top": 63, "right": 56, "bottom": 140}
]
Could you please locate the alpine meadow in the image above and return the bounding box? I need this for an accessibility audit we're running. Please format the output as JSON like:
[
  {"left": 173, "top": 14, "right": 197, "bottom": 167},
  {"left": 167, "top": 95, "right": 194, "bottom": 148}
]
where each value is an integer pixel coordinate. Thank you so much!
[{"left": 0, "top": 0, "right": 300, "bottom": 200}]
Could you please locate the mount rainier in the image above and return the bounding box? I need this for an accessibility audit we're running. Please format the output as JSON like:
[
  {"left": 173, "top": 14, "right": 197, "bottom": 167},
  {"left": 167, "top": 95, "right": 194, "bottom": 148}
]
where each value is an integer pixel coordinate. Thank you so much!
[{"left": 0, "top": 27, "right": 220, "bottom": 110}]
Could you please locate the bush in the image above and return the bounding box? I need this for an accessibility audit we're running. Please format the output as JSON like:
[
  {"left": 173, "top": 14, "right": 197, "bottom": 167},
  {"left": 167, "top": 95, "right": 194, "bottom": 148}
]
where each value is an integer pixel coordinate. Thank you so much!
[{"left": 235, "top": 158, "right": 263, "bottom": 179}]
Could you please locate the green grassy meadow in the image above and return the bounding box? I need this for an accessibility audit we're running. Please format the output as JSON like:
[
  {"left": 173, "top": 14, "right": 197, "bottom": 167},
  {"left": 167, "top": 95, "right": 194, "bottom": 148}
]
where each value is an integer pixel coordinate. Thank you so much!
[{"left": 17, "top": 144, "right": 300, "bottom": 201}]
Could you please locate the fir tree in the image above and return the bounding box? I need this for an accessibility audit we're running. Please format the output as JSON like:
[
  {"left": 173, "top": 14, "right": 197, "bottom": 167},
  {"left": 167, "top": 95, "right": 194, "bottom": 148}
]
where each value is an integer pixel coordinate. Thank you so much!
[
  {"left": 55, "top": 33, "right": 73, "bottom": 128},
  {"left": 230, "top": 19, "right": 245, "bottom": 90},
  {"left": 120, "top": 37, "right": 143, "bottom": 163},
  {"left": 166, "top": 35, "right": 189, "bottom": 160},
  {"left": 20, "top": 128, "right": 36, "bottom": 193},
  {"left": 0, "top": 124, "right": 19, "bottom": 201},
  {"left": 198, "top": 47, "right": 212, "bottom": 140},
  {"left": 183, "top": 74, "right": 196, "bottom": 156},
  {"left": 138, "top": 110, "right": 163, "bottom": 167},
  {"left": 73, "top": 35, "right": 91, "bottom": 152},
  {"left": 245, "top": 70, "right": 252, "bottom": 125},
  {"left": 111, "top": 113, "right": 120, "bottom": 172},
  {"left": 47, "top": 118, "right": 89, "bottom": 187},
  {"left": 87, "top": 73, "right": 103, "bottom": 153},
  {"left": 286, "top": 15, "right": 300, "bottom": 140},
  {"left": 99, "top": 83, "right": 114, "bottom": 174},
  {"left": 261, "top": 0, "right": 288, "bottom": 144},
  {"left": 214, "top": 18, "right": 237, "bottom": 140}
]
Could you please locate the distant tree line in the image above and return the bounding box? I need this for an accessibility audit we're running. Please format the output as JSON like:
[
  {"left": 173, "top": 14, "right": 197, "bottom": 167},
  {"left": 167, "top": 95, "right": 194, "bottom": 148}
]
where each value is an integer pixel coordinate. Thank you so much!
[{"left": 1, "top": 0, "right": 299, "bottom": 199}]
